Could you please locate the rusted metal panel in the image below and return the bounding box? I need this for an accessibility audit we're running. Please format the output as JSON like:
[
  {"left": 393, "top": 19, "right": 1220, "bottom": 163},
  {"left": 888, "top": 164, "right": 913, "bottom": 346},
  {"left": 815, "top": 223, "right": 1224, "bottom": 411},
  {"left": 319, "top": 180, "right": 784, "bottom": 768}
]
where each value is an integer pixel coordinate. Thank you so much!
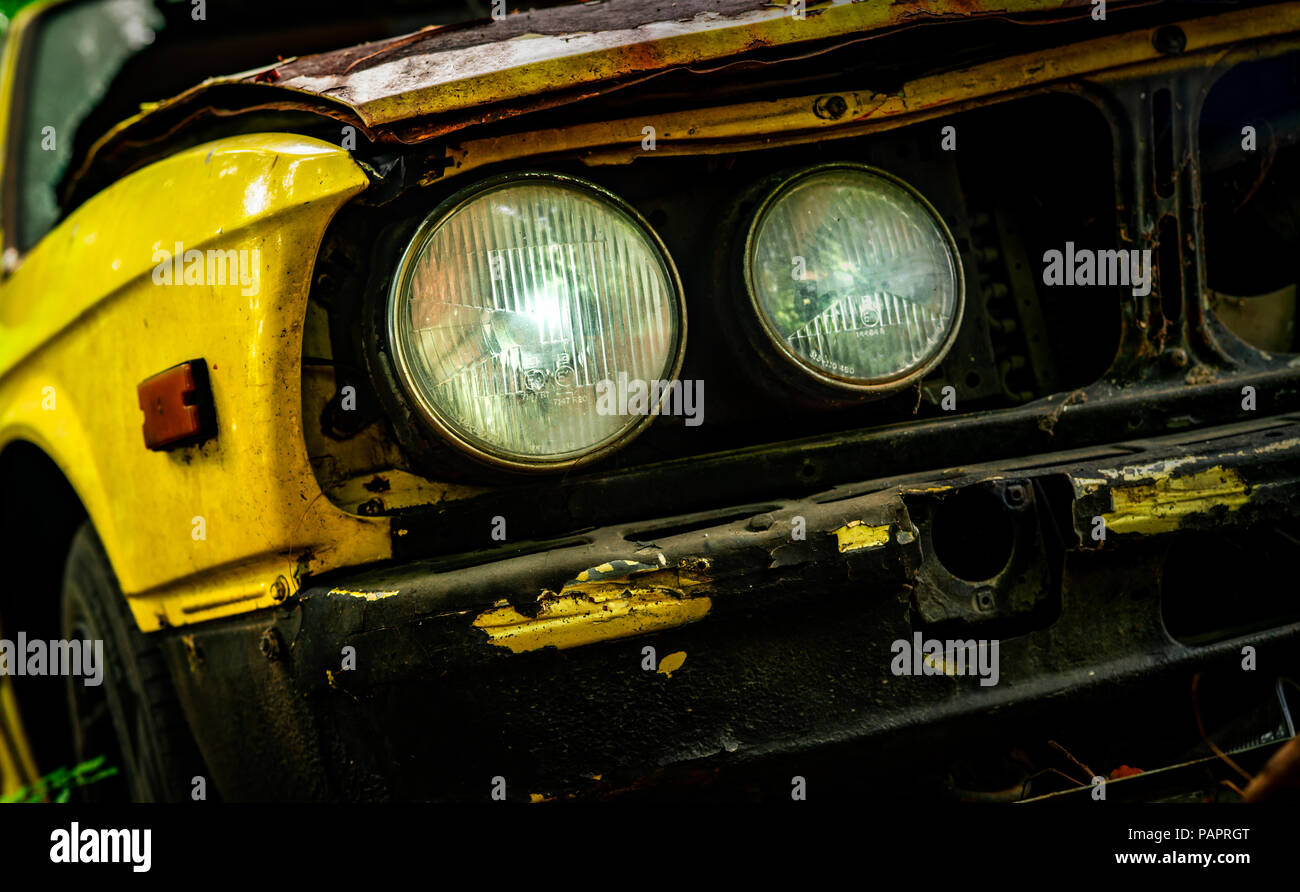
[
  {"left": 67, "top": 0, "right": 1141, "bottom": 198},
  {"left": 209, "top": 0, "right": 1103, "bottom": 125},
  {"left": 437, "top": 5, "right": 1300, "bottom": 178},
  {"left": 158, "top": 415, "right": 1300, "bottom": 800},
  {"left": 249, "top": 0, "right": 1069, "bottom": 128}
]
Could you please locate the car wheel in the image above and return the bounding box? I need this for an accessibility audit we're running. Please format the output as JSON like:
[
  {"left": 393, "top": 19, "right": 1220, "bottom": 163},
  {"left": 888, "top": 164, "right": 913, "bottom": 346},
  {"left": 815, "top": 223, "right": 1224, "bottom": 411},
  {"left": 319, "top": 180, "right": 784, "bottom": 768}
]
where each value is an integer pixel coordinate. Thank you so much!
[{"left": 60, "top": 522, "right": 205, "bottom": 801}]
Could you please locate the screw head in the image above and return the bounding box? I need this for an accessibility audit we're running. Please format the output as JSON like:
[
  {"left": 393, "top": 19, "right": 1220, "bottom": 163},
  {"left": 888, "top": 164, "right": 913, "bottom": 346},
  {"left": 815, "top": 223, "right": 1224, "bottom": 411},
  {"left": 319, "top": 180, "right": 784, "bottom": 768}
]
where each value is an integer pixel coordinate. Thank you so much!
[
  {"left": 270, "top": 576, "right": 289, "bottom": 601},
  {"left": 813, "top": 95, "right": 848, "bottom": 120},
  {"left": 748, "top": 513, "right": 775, "bottom": 532},
  {"left": 259, "top": 627, "right": 283, "bottom": 661},
  {"left": 1152, "top": 25, "right": 1186, "bottom": 56},
  {"left": 1004, "top": 483, "right": 1027, "bottom": 506}
]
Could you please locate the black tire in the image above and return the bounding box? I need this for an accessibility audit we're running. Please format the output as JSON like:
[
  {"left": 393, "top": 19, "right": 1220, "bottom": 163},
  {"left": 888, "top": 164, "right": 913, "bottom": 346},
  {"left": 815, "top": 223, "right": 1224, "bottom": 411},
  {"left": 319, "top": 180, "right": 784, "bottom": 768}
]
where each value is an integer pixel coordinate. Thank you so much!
[{"left": 60, "top": 522, "right": 206, "bottom": 801}]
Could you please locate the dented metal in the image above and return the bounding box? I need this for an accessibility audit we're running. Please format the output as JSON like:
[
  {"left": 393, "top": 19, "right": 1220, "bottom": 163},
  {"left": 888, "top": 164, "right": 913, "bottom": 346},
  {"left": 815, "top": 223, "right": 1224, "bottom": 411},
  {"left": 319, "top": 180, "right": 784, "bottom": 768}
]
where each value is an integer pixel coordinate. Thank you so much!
[
  {"left": 65, "top": 0, "right": 1193, "bottom": 200},
  {"left": 329, "top": 416, "right": 1299, "bottom": 661},
  {"left": 162, "top": 414, "right": 1300, "bottom": 800}
]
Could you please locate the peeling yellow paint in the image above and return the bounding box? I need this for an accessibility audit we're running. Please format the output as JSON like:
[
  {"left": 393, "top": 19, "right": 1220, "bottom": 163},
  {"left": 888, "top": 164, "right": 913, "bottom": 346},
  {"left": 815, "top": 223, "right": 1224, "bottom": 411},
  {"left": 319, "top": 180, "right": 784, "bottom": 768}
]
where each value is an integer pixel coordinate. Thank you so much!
[
  {"left": 1103, "top": 465, "right": 1249, "bottom": 534},
  {"left": 182, "top": 634, "right": 203, "bottom": 674},
  {"left": 657, "top": 651, "right": 687, "bottom": 677},
  {"left": 328, "top": 587, "right": 399, "bottom": 601},
  {"left": 833, "top": 520, "right": 892, "bottom": 553},
  {"left": 472, "top": 568, "right": 711, "bottom": 653},
  {"left": 921, "top": 652, "right": 958, "bottom": 678}
]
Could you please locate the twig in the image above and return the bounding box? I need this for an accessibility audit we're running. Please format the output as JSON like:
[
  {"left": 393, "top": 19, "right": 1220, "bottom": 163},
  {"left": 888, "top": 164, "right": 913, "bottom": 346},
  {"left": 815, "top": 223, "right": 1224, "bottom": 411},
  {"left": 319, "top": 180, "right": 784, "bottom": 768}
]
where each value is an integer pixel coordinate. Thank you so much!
[
  {"left": 1220, "top": 778, "right": 1247, "bottom": 798},
  {"left": 1020, "top": 766, "right": 1090, "bottom": 799},
  {"left": 1191, "top": 673, "right": 1254, "bottom": 784},
  {"left": 1049, "top": 740, "right": 1096, "bottom": 782}
]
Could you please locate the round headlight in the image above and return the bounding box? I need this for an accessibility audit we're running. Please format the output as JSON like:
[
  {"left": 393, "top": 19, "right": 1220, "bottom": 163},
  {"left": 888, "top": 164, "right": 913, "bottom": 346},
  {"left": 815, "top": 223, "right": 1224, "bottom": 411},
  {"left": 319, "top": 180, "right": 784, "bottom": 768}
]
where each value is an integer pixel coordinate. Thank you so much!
[
  {"left": 743, "top": 164, "right": 963, "bottom": 394},
  {"left": 388, "top": 173, "right": 685, "bottom": 471}
]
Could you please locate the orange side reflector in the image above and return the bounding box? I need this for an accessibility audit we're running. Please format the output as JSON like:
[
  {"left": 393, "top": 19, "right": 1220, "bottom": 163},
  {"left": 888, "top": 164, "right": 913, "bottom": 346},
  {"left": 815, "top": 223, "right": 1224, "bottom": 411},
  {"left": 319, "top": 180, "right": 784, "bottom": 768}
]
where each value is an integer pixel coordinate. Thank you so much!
[{"left": 137, "top": 360, "right": 216, "bottom": 451}]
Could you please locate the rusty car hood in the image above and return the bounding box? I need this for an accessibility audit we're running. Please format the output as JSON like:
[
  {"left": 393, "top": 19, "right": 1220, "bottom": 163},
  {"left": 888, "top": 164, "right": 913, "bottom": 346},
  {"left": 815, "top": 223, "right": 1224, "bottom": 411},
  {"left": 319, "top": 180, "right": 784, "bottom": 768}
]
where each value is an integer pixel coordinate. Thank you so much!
[
  {"left": 67, "top": 0, "right": 1120, "bottom": 199},
  {"left": 226, "top": 0, "right": 1096, "bottom": 131}
]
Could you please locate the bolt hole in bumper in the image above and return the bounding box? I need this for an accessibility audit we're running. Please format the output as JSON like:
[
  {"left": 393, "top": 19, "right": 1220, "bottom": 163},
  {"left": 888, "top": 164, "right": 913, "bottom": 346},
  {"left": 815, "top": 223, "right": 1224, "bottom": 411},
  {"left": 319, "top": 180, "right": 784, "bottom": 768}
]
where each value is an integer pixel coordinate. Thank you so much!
[{"left": 161, "top": 416, "right": 1300, "bottom": 801}]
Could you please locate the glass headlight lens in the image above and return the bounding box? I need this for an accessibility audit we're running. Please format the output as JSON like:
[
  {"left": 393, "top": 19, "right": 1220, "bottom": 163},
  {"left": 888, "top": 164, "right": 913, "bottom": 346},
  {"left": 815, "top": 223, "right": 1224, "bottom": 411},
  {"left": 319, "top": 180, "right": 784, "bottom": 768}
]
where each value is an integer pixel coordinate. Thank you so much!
[
  {"left": 745, "top": 165, "right": 963, "bottom": 391},
  {"left": 389, "top": 174, "right": 684, "bottom": 469}
]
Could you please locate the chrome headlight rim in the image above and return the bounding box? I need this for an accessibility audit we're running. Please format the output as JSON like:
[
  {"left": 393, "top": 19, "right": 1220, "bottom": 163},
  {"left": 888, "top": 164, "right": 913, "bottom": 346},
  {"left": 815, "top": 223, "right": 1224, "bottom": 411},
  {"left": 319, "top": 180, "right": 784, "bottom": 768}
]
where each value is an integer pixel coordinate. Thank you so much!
[
  {"left": 741, "top": 162, "right": 965, "bottom": 397},
  {"left": 385, "top": 170, "right": 688, "bottom": 474}
]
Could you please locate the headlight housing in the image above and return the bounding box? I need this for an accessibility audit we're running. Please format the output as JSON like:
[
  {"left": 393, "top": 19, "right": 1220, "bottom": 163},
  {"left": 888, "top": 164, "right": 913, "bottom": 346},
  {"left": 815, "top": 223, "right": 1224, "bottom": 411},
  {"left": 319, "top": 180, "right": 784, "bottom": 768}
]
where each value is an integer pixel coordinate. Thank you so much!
[
  {"left": 387, "top": 173, "right": 686, "bottom": 472},
  {"left": 742, "top": 163, "right": 964, "bottom": 397}
]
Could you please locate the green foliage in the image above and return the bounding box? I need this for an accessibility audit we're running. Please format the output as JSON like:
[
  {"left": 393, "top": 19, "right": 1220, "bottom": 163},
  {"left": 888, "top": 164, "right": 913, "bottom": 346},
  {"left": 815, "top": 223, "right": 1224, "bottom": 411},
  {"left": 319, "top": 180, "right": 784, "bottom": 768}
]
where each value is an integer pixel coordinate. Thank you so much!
[
  {"left": 0, "top": 1, "right": 36, "bottom": 23},
  {"left": 1, "top": 755, "right": 118, "bottom": 803}
]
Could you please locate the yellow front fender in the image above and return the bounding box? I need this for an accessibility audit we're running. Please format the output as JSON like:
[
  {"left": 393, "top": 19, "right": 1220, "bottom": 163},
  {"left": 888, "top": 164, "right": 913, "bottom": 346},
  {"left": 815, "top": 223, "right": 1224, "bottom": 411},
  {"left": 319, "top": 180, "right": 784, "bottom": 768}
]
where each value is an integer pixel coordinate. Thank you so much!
[{"left": 0, "top": 133, "right": 391, "bottom": 631}]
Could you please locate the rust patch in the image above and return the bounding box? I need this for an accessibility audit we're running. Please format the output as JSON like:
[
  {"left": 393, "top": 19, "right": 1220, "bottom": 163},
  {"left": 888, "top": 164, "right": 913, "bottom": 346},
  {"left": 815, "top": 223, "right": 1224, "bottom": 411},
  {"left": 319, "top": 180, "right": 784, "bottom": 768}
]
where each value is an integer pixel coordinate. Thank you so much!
[{"left": 1038, "top": 388, "right": 1089, "bottom": 436}]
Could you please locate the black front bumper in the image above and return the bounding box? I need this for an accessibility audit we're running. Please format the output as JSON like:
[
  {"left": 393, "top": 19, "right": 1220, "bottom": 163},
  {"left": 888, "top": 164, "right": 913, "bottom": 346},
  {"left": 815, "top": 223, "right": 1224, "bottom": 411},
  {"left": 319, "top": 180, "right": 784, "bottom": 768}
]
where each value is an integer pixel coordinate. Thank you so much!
[{"left": 160, "top": 415, "right": 1300, "bottom": 801}]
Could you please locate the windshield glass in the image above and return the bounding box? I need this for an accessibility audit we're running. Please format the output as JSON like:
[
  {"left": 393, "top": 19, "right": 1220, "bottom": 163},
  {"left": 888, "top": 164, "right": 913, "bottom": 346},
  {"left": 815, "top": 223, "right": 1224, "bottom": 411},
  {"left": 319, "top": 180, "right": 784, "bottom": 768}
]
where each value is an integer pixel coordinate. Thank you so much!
[{"left": 16, "top": 0, "right": 162, "bottom": 250}]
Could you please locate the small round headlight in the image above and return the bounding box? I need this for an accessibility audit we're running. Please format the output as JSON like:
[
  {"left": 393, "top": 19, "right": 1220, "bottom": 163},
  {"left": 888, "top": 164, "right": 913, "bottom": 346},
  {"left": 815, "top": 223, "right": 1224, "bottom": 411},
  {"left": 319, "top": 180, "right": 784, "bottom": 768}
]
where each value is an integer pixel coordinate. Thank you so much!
[
  {"left": 743, "top": 164, "right": 963, "bottom": 395},
  {"left": 388, "top": 173, "right": 685, "bottom": 471}
]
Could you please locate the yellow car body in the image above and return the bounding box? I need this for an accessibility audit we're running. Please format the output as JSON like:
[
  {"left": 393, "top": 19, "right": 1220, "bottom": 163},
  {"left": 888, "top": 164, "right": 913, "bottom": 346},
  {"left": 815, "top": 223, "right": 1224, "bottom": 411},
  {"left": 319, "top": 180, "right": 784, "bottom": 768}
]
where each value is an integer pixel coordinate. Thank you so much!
[
  {"left": 0, "top": 2, "right": 389, "bottom": 794},
  {"left": 0, "top": 133, "right": 388, "bottom": 631},
  {"left": 2, "top": 0, "right": 1299, "bottom": 801}
]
